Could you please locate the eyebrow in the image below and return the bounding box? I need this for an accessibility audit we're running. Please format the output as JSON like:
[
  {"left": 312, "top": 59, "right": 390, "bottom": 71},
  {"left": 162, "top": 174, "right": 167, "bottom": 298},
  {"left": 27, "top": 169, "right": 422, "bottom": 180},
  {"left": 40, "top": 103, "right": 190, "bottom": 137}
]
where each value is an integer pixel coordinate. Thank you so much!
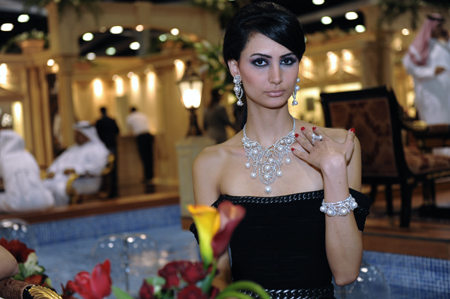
[{"left": 250, "top": 52, "right": 296, "bottom": 58}]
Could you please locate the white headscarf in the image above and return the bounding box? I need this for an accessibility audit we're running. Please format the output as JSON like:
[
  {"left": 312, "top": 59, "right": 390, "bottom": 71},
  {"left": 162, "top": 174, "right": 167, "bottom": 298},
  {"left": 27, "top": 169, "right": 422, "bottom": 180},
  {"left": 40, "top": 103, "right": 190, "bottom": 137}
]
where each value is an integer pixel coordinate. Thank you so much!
[
  {"left": 0, "top": 130, "right": 25, "bottom": 156},
  {"left": 409, "top": 14, "right": 445, "bottom": 65},
  {"left": 73, "top": 121, "right": 102, "bottom": 144}
]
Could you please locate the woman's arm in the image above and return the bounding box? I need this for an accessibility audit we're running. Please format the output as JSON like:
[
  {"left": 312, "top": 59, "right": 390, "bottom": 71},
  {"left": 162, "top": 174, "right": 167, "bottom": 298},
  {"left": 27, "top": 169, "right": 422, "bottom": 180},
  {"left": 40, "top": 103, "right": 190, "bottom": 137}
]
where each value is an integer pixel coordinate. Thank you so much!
[
  {"left": 192, "top": 147, "right": 232, "bottom": 290},
  {"left": 292, "top": 127, "right": 362, "bottom": 286},
  {"left": 0, "top": 245, "right": 19, "bottom": 279},
  {"left": 322, "top": 134, "right": 362, "bottom": 286}
]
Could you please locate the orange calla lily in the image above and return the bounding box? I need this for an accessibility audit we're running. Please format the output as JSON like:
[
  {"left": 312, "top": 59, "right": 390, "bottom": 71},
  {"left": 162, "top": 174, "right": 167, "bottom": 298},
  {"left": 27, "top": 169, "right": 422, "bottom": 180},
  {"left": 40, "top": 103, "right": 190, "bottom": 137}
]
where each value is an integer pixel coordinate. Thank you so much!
[{"left": 187, "top": 205, "right": 221, "bottom": 266}]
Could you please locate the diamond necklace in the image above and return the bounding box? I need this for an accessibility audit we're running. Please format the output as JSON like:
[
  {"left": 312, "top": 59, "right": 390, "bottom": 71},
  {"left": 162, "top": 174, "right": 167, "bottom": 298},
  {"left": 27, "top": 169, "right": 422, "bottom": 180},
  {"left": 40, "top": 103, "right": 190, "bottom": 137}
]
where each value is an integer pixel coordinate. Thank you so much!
[{"left": 242, "top": 116, "right": 296, "bottom": 194}]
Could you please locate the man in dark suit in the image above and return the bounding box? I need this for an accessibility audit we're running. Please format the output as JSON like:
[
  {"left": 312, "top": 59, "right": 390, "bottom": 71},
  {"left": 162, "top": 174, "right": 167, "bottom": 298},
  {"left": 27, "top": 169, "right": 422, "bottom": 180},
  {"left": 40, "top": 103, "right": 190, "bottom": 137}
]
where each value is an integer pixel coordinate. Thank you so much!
[{"left": 95, "top": 107, "right": 120, "bottom": 197}]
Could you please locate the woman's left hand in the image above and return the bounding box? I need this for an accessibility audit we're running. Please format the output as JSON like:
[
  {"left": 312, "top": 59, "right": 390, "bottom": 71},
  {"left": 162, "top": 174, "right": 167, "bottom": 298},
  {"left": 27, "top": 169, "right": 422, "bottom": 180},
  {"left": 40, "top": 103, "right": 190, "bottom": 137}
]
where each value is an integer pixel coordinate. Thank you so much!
[{"left": 291, "top": 127, "right": 355, "bottom": 171}]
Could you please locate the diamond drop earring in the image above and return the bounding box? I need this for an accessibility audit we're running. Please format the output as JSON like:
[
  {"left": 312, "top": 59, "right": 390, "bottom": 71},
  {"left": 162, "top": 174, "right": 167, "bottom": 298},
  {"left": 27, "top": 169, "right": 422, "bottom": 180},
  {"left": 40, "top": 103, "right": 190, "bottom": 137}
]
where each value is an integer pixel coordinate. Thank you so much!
[
  {"left": 292, "top": 77, "right": 300, "bottom": 106},
  {"left": 233, "top": 75, "right": 244, "bottom": 106}
]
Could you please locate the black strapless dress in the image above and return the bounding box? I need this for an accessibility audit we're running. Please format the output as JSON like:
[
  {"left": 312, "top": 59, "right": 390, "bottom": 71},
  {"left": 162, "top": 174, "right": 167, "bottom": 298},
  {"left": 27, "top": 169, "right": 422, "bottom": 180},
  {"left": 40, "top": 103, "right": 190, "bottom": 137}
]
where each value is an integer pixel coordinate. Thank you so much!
[{"left": 190, "top": 189, "right": 371, "bottom": 299}]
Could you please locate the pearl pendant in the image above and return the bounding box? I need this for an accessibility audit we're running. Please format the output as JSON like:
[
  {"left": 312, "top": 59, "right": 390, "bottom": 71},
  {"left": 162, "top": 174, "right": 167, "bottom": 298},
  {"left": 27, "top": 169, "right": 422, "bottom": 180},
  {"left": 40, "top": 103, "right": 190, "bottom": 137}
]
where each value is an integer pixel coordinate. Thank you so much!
[
  {"left": 245, "top": 162, "right": 251, "bottom": 169},
  {"left": 251, "top": 172, "right": 257, "bottom": 178},
  {"left": 276, "top": 171, "right": 282, "bottom": 177},
  {"left": 265, "top": 186, "right": 272, "bottom": 194},
  {"left": 286, "top": 158, "right": 291, "bottom": 164}
]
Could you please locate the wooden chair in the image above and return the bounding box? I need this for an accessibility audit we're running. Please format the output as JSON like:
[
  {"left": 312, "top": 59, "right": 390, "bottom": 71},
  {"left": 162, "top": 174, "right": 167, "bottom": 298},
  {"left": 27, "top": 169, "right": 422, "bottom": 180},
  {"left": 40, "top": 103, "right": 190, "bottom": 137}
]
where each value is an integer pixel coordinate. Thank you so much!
[
  {"left": 320, "top": 86, "right": 450, "bottom": 227},
  {"left": 66, "top": 154, "right": 116, "bottom": 204}
]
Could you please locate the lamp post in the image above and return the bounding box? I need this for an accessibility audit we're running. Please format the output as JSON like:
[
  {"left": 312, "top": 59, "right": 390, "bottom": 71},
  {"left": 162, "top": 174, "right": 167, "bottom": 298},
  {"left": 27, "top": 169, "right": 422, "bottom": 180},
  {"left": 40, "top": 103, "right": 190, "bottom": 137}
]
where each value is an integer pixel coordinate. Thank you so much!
[{"left": 177, "top": 61, "right": 203, "bottom": 136}]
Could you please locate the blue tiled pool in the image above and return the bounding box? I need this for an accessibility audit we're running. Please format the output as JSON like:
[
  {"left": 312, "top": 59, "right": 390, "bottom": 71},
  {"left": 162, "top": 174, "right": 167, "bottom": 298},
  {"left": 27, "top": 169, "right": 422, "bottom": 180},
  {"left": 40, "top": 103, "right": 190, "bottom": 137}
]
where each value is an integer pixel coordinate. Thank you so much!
[{"left": 5, "top": 204, "right": 450, "bottom": 299}]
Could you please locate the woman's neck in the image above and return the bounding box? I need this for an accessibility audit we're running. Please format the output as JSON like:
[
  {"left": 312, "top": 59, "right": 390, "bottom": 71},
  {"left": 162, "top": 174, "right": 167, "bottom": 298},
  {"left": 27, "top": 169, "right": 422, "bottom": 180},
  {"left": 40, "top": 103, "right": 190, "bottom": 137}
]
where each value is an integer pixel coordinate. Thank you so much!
[{"left": 244, "top": 106, "right": 295, "bottom": 148}]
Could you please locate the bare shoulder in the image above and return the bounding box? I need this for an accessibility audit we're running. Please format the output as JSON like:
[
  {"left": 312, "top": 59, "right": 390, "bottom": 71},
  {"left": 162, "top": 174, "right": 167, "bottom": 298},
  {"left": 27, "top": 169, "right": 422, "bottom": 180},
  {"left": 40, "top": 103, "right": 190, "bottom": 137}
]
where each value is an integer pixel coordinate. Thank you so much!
[
  {"left": 193, "top": 143, "right": 229, "bottom": 171},
  {"left": 193, "top": 139, "right": 239, "bottom": 206}
]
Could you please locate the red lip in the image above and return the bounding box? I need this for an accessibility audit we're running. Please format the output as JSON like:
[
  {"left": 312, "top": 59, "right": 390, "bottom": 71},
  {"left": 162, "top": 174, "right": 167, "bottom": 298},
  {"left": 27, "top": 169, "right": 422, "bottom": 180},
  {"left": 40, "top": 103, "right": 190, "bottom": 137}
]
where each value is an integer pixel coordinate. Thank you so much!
[{"left": 265, "top": 90, "right": 285, "bottom": 97}]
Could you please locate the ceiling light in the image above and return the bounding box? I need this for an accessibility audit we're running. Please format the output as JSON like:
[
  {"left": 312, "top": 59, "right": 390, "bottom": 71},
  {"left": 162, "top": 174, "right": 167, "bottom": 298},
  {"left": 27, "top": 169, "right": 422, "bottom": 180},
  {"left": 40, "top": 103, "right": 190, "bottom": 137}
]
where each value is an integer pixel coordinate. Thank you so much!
[
  {"left": 47, "top": 59, "right": 55, "bottom": 66},
  {"left": 99, "top": 26, "right": 106, "bottom": 33},
  {"left": 402, "top": 28, "right": 410, "bottom": 35},
  {"left": 18, "top": 14, "right": 29, "bottom": 23},
  {"left": 321, "top": 16, "right": 332, "bottom": 25},
  {"left": 313, "top": 0, "right": 324, "bottom": 5},
  {"left": 82, "top": 32, "right": 94, "bottom": 41},
  {"left": 171, "top": 28, "right": 179, "bottom": 35},
  {"left": 86, "top": 52, "right": 96, "bottom": 60},
  {"left": 127, "top": 72, "right": 134, "bottom": 78},
  {"left": 1, "top": 23, "right": 13, "bottom": 32},
  {"left": 110, "top": 26, "right": 123, "bottom": 34},
  {"left": 355, "top": 25, "right": 366, "bottom": 33},
  {"left": 159, "top": 34, "right": 167, "bottom": 42},
  {"left": 129, "top": 42, "right": 140, "bottom": 50},
  {"left": 136, "top": 25, "right": 144, "bottom": 32},
  {"left": 106, "top": 47, "right": 116, "bottom": 55},
  {"left": 112, "top": 75, "right": 119, "bottom": 81},
  {"left": 345, "top": 12, "right": 358, "bottom": 20}
]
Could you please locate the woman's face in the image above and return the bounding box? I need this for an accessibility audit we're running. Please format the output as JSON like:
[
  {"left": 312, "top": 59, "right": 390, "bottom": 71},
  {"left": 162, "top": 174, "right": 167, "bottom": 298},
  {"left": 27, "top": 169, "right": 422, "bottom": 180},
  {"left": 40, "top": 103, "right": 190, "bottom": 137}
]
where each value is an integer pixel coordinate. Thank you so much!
[{"left": 228, "top": 32, "right": 300, "bottom": 109}]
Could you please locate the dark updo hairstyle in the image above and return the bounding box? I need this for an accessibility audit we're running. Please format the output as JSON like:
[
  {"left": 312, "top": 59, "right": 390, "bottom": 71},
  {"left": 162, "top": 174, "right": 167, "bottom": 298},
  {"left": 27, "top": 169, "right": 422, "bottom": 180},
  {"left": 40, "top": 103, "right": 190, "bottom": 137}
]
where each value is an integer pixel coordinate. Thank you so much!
[{"left": 223, "top": 1, "right": 306, "bottom": 130}]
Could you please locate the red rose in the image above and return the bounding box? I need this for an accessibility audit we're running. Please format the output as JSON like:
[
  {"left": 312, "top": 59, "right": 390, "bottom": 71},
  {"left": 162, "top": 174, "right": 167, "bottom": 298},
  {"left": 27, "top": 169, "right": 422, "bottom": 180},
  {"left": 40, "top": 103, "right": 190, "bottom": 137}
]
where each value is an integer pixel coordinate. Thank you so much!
[
  {"left": 67, "top": 260, "right": 112, "bottom": 299},
  {"left": 0, "top": 238, "right": 35, "bottom": 263},
  {"left": 158, "top": 261, "right": 182, "bottom": 289},
  {"left": 177, "top": 285, "right": 207, "bottom": 299},
  {"left": 61, "top": 282, "right": 77, "bottom": 299},
  {"left": 139, "top": 280, "right": 154, "bottom": 299},
  {"left": 180, "top": 262, "right": 207, "bottom": 284}
]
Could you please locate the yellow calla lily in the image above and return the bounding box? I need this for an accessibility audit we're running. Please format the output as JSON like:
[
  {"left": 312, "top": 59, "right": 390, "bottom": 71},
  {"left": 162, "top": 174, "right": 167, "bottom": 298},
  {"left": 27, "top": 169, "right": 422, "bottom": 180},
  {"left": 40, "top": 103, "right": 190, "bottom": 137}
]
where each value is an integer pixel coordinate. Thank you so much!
[{"left": 187, "top": 204, "right": 221, "bottom": 266}]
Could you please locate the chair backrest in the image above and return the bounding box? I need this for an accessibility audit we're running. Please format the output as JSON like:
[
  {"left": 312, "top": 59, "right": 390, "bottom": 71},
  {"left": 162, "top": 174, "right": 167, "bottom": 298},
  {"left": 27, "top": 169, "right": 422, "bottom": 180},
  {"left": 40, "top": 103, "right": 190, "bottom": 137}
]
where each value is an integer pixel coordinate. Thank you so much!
[{"left": 321, "top": 86, "right": 411, "bottom": 180}]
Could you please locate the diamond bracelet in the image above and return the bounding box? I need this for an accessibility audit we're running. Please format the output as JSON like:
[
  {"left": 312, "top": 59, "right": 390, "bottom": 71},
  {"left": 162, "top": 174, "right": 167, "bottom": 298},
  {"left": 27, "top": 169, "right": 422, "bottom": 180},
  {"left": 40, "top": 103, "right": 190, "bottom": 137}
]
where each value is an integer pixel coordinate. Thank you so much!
[{"left": 320, "top": 195, "right": 358, "bottom": 217}]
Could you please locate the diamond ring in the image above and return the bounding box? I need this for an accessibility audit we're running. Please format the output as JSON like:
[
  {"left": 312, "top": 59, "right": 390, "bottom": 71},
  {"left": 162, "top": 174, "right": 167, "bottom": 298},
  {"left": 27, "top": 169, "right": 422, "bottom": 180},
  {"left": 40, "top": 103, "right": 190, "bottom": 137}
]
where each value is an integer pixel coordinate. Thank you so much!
[{"left": 311, "top": 133, "right": 323, "bottom": 142}]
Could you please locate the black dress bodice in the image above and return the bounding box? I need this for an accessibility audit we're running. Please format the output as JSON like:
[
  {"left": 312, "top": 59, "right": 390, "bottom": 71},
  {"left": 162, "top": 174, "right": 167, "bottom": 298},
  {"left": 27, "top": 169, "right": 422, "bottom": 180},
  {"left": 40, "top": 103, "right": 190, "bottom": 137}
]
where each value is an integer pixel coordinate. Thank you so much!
[{"left": 190, "top": 189, "right": 371, "bottom": 299}]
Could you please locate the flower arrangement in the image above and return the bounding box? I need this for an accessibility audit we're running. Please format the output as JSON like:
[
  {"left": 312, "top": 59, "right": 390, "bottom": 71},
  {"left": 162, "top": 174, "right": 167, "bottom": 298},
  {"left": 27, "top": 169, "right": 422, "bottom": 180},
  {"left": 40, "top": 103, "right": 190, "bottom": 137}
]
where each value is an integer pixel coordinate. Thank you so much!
[
  {"left": 0, "top": 237, "right": 51, "bottom": 288},
  {"left": 4, "top": 202, "right": 269, "bottom": 299},
  {"left": 109, "top": 201, "right": 270, "bottom": 299}
]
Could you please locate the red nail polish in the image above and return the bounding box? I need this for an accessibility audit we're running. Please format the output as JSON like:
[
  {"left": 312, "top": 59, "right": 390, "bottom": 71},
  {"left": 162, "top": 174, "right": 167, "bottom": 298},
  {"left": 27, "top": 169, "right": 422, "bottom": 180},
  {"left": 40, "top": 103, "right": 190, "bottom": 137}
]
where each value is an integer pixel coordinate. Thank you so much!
[
  {"left": 295, "top": 133, "right": 299, "bottom": 138},
  {"left": 291, "top": 148, "right": 295, "bottom": 152},
  {"left": 301, "top": 127, "right": 305, "bottom": 131},
  {"left": 313, "top": 127, "right": 316, "bottom": 131},
  {"left": 350, "top": 128, "right": 355, "bottom": 133}
]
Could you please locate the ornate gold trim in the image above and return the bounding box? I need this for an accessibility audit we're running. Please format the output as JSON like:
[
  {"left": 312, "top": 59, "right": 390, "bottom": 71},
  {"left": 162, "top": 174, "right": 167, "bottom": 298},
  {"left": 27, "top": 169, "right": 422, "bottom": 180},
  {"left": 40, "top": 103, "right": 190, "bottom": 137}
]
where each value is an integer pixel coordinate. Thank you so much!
[{"left": 28, "top": 286, "right": 63, "bottom": 299}]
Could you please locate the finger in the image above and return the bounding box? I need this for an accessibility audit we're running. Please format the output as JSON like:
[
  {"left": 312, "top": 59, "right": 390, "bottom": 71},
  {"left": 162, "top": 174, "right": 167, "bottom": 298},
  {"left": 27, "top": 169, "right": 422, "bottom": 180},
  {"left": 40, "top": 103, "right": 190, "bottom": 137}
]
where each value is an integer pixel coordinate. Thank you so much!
[
  {"left": 291, "top": 147, "right": 310, "bottom": 161},
  {"left": 311, "top": 127, "right": 327, "bottom": 142},
  {"left": 294, "top": 134, "right": 313, "bottom": 152},
  {"left": 300, "top": 127, "right": 314, "bottom": 144},
  {"left": 346, "top": 127, "right": 356, "bottom": 143}
]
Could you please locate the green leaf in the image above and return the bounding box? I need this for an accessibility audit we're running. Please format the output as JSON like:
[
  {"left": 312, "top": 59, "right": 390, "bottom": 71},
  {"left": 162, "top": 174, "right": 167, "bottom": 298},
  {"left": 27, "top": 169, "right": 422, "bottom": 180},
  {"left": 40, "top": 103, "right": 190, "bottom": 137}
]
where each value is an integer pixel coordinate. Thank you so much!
[
  {"left": 145, "top": 276, "right": 166, "bottom": 287},
  {"left": 220, "top": 281, "right": 271, "bottom": 299},
  {"left": 214, "top": 290, "right": 254, "bottom": 299},
  {"left": 18, "top": 263, "right": 28, "bottom": 278},
  {"left": 111, "top": 286, "right": 135, "bottom": 299}
]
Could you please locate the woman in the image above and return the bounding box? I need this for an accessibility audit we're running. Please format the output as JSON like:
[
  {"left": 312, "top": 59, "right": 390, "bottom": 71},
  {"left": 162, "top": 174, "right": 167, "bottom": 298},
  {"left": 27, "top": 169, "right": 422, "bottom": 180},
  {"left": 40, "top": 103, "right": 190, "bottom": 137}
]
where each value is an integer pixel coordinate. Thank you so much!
[
  {"left": 203, "top": 88, "right": 235, "bottom": 144},
  {"left": 192, "top": 2, "right": 371, "bottom": 298}
]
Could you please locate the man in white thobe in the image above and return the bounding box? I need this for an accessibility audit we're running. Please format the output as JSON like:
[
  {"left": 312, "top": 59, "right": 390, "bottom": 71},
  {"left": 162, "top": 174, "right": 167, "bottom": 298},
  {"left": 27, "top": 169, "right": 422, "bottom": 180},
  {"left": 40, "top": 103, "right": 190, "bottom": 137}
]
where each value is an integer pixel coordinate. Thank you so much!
[
  {"left": 43, "top": 121, "right": 110, "bottom": 205},
  {"left": 0, "top": 130, "right": 54, "bottom": 212},
  {"left": 403, "top": 14, "right": 450, "bottom": 155},
  {"left": 403, "top": 14, "right": 450, "bottom": 123}
]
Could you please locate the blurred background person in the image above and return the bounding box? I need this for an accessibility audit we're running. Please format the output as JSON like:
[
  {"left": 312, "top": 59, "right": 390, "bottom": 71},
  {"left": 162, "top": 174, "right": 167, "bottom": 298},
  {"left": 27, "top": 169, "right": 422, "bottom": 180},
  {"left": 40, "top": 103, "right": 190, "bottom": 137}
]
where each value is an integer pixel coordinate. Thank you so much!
[
  {"left": 0, "top": 130, "right": 54, "bottom": 213},
  {"left": 126, "top": 107, "right": 154, "bottom": 184},
  {"left": 95, "top": 107, "right": 120, "bottom": 198},
  {"left": 403, "top": 14, "right": 450, "bottom": 124},
  {"left": 203, "top": 88, "right": 235, "bottom": 144},
  {"left": 43, "top": 121, "right": 109, "bottom": 205}
]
